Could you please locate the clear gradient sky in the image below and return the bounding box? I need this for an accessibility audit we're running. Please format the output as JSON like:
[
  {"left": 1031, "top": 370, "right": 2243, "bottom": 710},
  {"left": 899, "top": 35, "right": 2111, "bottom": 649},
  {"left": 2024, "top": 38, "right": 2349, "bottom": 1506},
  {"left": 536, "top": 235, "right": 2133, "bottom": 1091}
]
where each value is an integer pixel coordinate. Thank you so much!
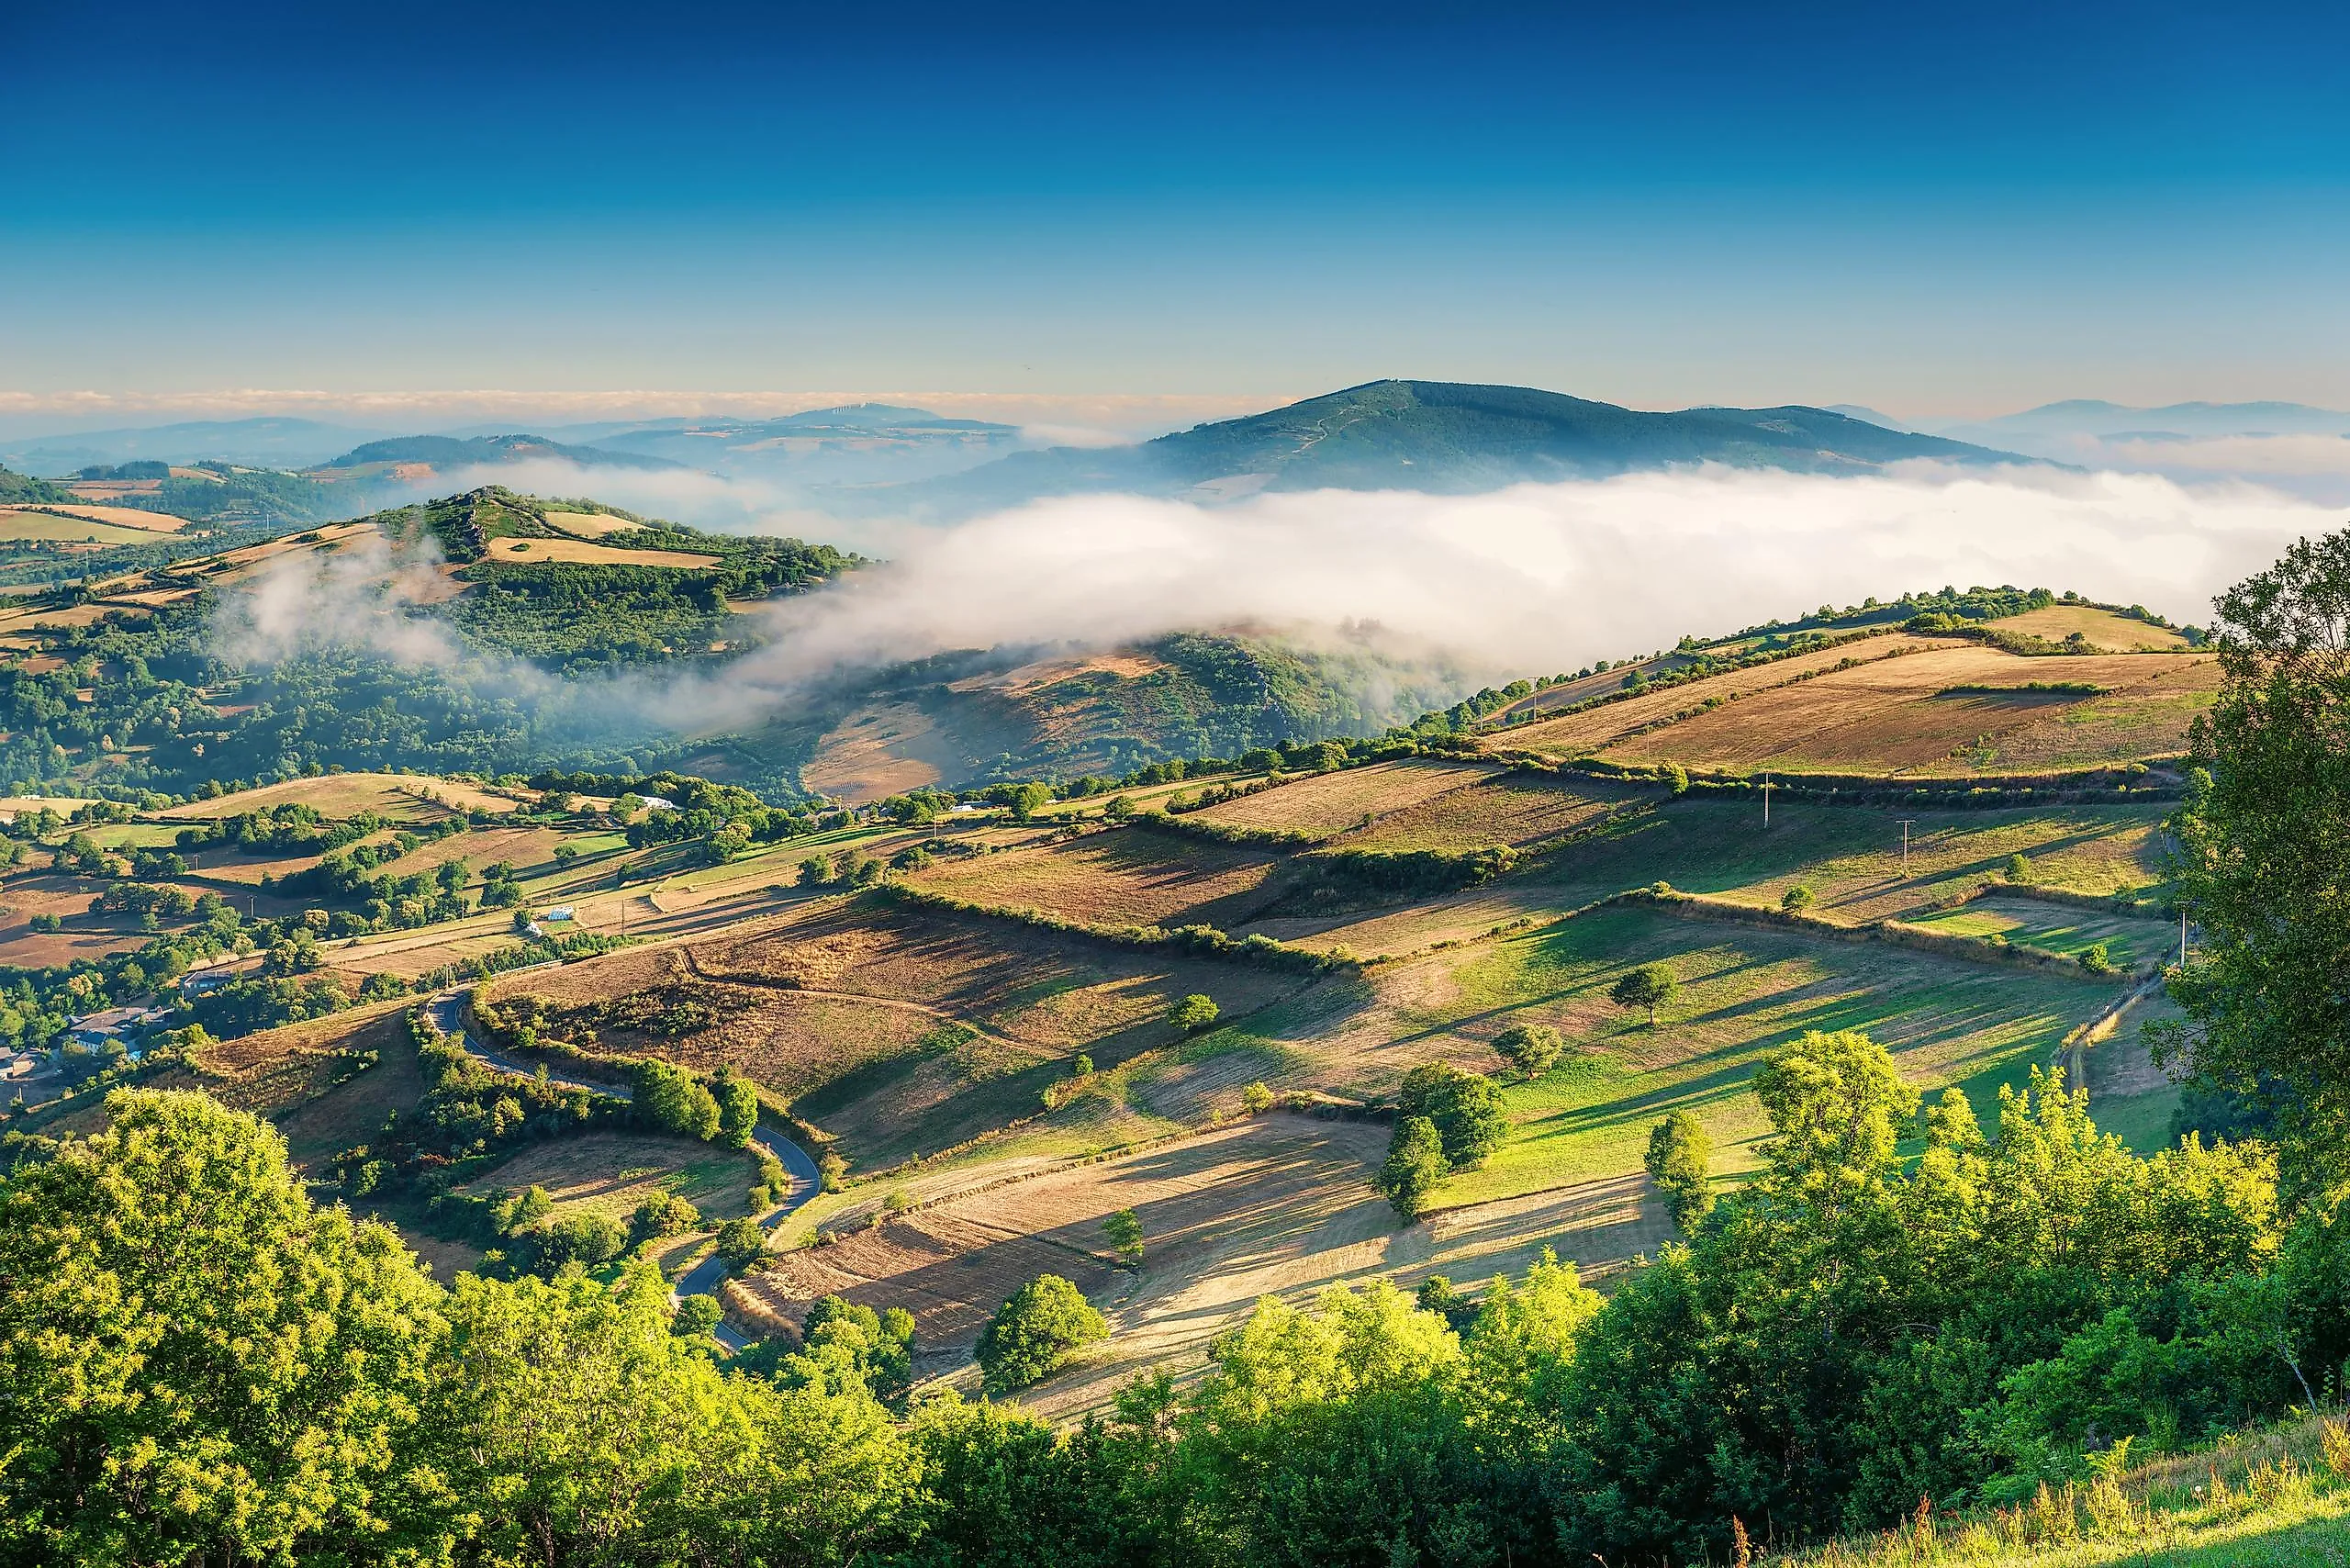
[{"left": 5, "top": 0, "right": 2347, "bottom": 425}]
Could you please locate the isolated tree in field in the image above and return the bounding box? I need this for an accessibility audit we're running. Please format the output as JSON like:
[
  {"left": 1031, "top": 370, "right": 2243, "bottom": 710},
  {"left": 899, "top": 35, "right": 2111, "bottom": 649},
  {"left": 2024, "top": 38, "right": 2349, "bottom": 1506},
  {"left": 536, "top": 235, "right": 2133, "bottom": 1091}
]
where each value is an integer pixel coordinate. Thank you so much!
[
  {"left": 630, "top": 1192, "right": 699, "bottom": 1241},
  {"left": 799, "top": 854, "right": 833, "bottom": 887},
  {"left": 1781, "top": 883, "right": 1816, "bottom": 913},
  {"left": 1171, "top": 993, "right": 1220, "bottom": 1033},
  {"left": 1611, "top": 962, "right": 1680, "bottom": 1027},
  {"left": 1643, "top": 1111, "right": 1715, "bottom": 1232},
  {"left": 1242, "top": 1080, "right": 1273, "bottom": 1113},
  {"left": 1396, "top": 1061, "right": 1510, "bottom": 1169},
  {"left": 975, "top": 1273, "right": 1107, "bottom": 1392},
  {"left": 1377, "top": 1114, "right": 1447, "bottom": 1220},
  {"left": 1007, "top": 782, "right": 1052, "bottom": 823},
  {"left": 2005, "top": 851, "right": 2035, "bottom": 884},
  {"left": 1493, "top": 1022, "right": 1565, "bottom": 1078},
  {"left": 1104, "top": 1207, "right": 1144, "bottom": 1264},
  {"left": 714, "top": 1215, "right": 767, "bottom": 1271}
]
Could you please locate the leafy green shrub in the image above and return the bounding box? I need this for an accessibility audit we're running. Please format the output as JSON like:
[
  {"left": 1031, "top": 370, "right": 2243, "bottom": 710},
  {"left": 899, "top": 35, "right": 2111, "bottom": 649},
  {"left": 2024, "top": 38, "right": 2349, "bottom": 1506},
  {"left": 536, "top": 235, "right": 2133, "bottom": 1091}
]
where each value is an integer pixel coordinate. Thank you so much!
[
  {"left": 975, "top": 1274, "right": 1107, "bottom": 1392},
  {"left": 1377, "top": 1116, "right": 1446, "bottom": 1220},
  {"left": 1397, "top": 1063, "right": 1509, "bottom": 1170},
  {"left": 1493, "top": 1023, "right": 1565, "bottom": 1078},
  {"left": 713, "top": 1216, "right": 767, "bottom": 1271},
  {"left": 1170, "top": 993, "right": 1220, "bottom": 1033},
  {"left": 1643, "top": 1111, "right": 1714, "bottom": 1232},
  {"left": 1610, "top": 962, "right": 1680, "bottom": 1026}
]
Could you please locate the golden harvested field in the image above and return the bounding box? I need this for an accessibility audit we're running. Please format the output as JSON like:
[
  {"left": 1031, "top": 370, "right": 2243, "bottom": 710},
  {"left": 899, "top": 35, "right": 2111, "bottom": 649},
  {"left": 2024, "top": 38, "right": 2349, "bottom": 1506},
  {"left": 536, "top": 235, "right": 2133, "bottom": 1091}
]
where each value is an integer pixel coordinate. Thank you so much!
[
  {"left": 178, "top": 848, "right": 325, "bottom": 886},
  {"left": 801, "top": 701, "right": 961, "bottom": 801},
  {"left": 0, "top": 879, "right": 145, "bottom": 969},
  {"left": 1344, "top": 774, "right": 1634, "bottom": 853},
  {"left": 375, "top": 824, "right": 570, "bottom": 880},
  {"left": 1601, "top": 646, "right": 2214, "bottom": 775},
  {"left": 1189, "top": 759, "right": 1497, "bottom": 837},
  {"left": 739, "top": 1114, "right": 1675, "bottom": 1413},
  {"left": 1991, "top": 603, "right": 2192, "bottom": 650},
  {"left": 734, "top": 1115, "right": 1387, "bottom": 1351},
  {"left": 0, "top": 508, "right": 182, "bottom": 543},
  {"left": 171, "top": 521, "right": 375, "bottom": 576},
  {"left": 0, "top": 602, "right": 150, "bottom": 633},
  {"left": 541, "top": 510, "right": 640, "bottom": 538},
  {"left": 902, "top": 830, "right": 1284, "bottom": 929},
  {"left": 1503, "top": 636, "right": 1928, "bottom": 756},
  {"left": 477, "top": 536, "right": 718, "bottom": 568},
  {"left": 189, "top": 1001, "right": 423, "bottom": 1164},
  {"left": 0, "top": 794, "right": 97, "bottom": 821},
  {"left": 159, "top": 771, "right": 496, "bottom": 822},
  {"left": 494, "top": 900, "right": 1314, "bottom": 1163}
]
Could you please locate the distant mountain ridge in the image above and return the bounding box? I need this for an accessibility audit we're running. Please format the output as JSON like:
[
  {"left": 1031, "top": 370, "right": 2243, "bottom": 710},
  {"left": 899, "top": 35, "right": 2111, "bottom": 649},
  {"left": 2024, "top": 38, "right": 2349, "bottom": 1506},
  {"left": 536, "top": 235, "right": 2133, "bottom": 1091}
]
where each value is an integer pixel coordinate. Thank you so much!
[
  {"left": 878, "top": 379, "right": 2031, "bottom": 515},
  {"left": 317, "top": 432, "right": 682, "bottom": 473},
  {"left": 0, "top": 417, "right": 389, "bottom": 475}
]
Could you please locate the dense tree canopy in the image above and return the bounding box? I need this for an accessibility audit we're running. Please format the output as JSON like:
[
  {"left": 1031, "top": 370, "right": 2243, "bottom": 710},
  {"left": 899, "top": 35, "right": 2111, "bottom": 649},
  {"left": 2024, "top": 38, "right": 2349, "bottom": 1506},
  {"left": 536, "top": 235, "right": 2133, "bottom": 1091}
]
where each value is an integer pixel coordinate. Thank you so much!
[{"left": 2162, "top": 527, "right": 2350, "bottom": 1185}]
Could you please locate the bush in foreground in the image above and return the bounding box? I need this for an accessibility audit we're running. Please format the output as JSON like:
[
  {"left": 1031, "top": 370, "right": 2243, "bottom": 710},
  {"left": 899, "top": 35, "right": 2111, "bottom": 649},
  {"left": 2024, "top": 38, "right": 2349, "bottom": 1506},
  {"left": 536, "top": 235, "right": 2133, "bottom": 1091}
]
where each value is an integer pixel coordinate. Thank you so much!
[{"left": 975, "top": 1273, "right": 1107, "bottom": 1392}]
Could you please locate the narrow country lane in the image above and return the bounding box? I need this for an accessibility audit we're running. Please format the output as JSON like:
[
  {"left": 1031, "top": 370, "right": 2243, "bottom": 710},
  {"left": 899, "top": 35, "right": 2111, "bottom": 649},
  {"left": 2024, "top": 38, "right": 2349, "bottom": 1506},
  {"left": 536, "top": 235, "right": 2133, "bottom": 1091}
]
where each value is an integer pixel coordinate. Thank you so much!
[{"left": 428, "top": 992, "right": 822, "bottom": 1349}]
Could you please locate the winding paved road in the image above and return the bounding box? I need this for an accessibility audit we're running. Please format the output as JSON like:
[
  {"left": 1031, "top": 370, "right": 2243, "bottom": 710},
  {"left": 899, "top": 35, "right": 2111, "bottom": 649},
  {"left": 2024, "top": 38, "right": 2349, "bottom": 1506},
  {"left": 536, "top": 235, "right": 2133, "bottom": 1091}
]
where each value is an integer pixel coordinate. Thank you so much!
[{"left": 429, "top": 992, "right": 822, "bottom": 1348}]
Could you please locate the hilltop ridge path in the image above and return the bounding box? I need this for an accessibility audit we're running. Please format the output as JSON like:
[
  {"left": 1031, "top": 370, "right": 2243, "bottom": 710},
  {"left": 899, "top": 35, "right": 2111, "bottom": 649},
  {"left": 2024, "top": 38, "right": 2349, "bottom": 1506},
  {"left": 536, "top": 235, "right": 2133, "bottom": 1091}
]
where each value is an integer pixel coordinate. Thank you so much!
[{"left": 428, "top": 991, "right": 822, "bottom": 1348}]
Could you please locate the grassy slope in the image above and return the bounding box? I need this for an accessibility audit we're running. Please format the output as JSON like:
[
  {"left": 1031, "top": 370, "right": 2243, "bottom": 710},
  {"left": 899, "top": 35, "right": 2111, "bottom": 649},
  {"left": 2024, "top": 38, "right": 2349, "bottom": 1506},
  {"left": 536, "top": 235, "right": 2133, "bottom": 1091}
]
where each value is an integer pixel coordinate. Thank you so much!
[
  {"left": 1407, "top": 902, "right": 2117, "bottom": 1206},
  {"left": 1773, "top": 1417, "right": 2350, "bottom": 1566}
]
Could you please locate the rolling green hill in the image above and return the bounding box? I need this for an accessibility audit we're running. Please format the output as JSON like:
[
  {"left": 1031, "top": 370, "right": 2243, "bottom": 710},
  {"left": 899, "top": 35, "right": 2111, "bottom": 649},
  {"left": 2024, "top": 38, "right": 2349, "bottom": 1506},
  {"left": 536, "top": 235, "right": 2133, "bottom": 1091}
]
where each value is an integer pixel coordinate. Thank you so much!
[{"left": 0, "top": 465, "right": 76, "bottom": 505}]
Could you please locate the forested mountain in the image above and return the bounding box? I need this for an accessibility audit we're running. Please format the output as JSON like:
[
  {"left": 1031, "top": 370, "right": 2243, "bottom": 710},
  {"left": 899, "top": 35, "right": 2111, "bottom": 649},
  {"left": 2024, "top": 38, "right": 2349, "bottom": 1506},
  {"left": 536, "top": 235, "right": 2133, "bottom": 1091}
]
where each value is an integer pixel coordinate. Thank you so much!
[{"left": 878, "top": 379, "right": 2031, "bottom": 515}]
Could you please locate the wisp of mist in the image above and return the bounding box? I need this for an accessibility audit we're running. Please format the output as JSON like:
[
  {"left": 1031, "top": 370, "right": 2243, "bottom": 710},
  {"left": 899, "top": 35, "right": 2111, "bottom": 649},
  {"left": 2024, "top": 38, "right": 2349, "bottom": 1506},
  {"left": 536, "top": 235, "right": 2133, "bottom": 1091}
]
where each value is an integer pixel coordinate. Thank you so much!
[{"left": 225, "top": 462, "right": 2339, "bottom": 741}]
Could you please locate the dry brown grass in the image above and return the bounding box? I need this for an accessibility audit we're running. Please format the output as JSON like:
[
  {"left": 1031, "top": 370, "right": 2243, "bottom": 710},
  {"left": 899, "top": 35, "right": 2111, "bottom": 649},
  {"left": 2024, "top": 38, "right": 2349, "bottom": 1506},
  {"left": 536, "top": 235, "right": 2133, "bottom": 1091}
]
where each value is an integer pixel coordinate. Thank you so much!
[
  {"left": 902, "top": 831, "right": 1282, "bottom": 929},
  {"left": 489, "top": 900, "right": 1311, "bottom": 1164},
  {"left": 1505, "top": 639, "right": 1925, "bottom": 756},
  {"left": 736, "top": 1115, "right": 1386, "bottom": 1351},
  {"left": 161, "top": 772, "right": 463, "bottom": 822},
  {"left": 541, "top": 510, "right": 640, "bottom": 538},
  {"left": 1992, "top": 603, "right": 2192, "bottom": 650},
  {"left": 1346, "top": 775, "right": 1633, "bottom": 853},
  {"left": 476, "top": 536, "right": 719, "bottom": 568},
  {"left": 1602, "top": 646, "right": 2214, "bottom": 775},
  {"left": 1189, "top": 760, "right": 1496, "bottom": 837},
  {"left": 801, "top": 702, "right": 959, "bottom": 801},
  {"left": 375, "top": 824, "right": 569, "bottom": 881}
]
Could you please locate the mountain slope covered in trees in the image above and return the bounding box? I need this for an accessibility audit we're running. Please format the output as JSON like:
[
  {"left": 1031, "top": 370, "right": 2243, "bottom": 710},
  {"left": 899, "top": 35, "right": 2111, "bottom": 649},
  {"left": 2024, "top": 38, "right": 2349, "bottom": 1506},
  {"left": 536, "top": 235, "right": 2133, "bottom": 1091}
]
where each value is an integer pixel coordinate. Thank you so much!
[{"left": 879, "top": 379, "right": 2032, "bottom": 515}]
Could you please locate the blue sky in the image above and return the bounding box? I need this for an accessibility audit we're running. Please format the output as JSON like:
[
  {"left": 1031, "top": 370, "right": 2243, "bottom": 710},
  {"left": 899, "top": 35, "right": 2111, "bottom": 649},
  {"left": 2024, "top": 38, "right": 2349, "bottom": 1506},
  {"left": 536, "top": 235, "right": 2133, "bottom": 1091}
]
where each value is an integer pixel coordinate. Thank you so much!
[{"left": 4, "top": 0, "right": 2347, "bottom": 424}]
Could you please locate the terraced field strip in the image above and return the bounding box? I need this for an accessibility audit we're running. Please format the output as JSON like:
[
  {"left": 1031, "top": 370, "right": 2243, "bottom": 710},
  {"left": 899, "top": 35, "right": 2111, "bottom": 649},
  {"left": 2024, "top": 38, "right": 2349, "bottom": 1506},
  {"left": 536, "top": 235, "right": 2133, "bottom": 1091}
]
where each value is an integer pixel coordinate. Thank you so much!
[
  {"left": 1504, "top": 636, "right": 1928, "bottom": 756},
  {"left": 1188, "top": 758, "right": 1499, "bottom": 838},
  {"left": 1601, "top": 645, "right": 2215, "bottom": 776}
]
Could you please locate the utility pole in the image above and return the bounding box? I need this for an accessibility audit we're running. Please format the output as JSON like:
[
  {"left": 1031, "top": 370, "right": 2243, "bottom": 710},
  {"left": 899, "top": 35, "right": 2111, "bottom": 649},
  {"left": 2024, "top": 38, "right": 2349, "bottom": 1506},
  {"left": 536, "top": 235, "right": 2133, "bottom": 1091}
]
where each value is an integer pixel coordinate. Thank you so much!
[
  {"left": 1897, "top": 819, "right": 1916, "bottom": 875},
  {"left": 1761, "top": 779, "right": 1774, "bottom": 828}
]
